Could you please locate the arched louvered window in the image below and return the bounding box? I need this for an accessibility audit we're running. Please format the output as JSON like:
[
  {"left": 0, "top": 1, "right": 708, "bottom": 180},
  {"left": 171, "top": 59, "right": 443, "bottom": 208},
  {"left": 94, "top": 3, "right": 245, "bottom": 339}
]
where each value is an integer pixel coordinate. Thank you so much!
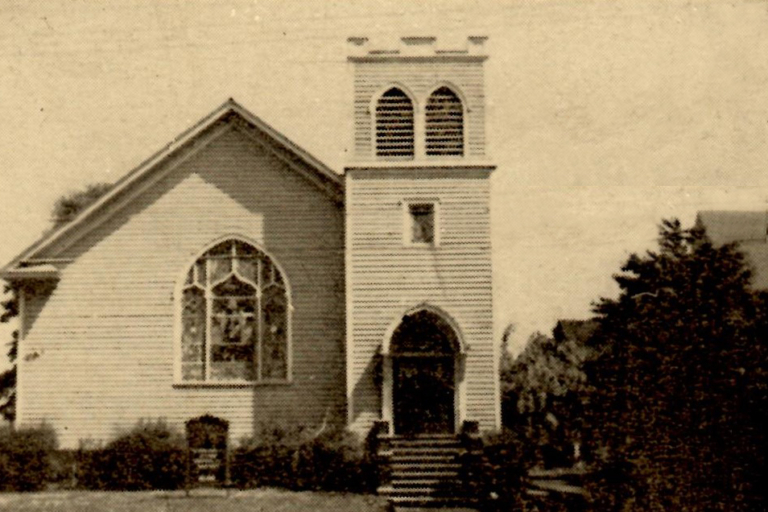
[
  {"left": 425, "top": 87, "right": 464, "bottom": 156},
  {"left": 179, "top": 239, "right": 289, "bottom": 383},
  {"left": 376, "top": 87, "right": 415, "bottom": 159}
]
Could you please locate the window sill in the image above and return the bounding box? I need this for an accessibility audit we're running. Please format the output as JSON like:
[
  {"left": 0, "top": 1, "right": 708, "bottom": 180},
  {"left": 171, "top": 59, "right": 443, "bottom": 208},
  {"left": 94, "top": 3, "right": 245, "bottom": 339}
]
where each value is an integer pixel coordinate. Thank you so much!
[
  {"left": 173, "top": 379, "right": 292, "bottom": 388},
  {"left": 404, "top": 243, "right": 438, "bottom": 249}
]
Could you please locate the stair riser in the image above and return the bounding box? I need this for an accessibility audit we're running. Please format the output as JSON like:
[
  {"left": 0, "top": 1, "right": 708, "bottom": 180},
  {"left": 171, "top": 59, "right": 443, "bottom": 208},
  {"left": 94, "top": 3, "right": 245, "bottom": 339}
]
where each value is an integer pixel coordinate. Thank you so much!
[
  {"left": 379, "top": 486, "right": 462, "bottom": 495},
  {"left": 392, "top": 472, "right": 460, "bottom": 479},
  {"left": 390, "top": 459, "right": 461, "bottom": 465},
  {"left": 386, "top": 497, "right": 474, "bottom": 507},
  {"left": 390, "top": 464, "right": 461, "bottom": 471},
  {"left": 388, "top": 483, "right": 462, "bottom": 491},
  {"left": 384, "top": 446, "right": 461, "bottom": 452},
  {"left": 377, "top": 435, "right": 469, "bottom": 507},
  {"left": 390, "top": 441, "right": 462, "bottom": 447}
]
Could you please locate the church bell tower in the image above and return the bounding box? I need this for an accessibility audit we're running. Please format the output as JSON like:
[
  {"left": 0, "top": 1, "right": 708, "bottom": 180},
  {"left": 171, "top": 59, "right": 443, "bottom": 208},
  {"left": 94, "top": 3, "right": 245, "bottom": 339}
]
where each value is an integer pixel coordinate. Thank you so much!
[{"left": 344, "top": 36, "right": 498, "bottom": 435}]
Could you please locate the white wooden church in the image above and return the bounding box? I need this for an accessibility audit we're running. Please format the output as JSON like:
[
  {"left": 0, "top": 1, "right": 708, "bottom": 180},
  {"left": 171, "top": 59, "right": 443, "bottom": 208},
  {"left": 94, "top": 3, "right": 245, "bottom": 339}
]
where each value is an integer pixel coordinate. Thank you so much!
[{"left": 1, "top": 36, "right": 499, "bottom": 454}]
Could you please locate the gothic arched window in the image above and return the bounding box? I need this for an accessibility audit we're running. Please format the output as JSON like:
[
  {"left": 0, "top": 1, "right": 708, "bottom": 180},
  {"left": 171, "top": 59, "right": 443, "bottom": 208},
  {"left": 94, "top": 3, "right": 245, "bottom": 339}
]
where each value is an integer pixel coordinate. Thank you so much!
[
  {"left": 375, "top": 87, "right": 415, "bottom": 159},
  {"left": 425, "top": 86, "right": 464, "bottom": 157},
  {"left": 179, "top": 239, "right": 289, "bottom": 383}
]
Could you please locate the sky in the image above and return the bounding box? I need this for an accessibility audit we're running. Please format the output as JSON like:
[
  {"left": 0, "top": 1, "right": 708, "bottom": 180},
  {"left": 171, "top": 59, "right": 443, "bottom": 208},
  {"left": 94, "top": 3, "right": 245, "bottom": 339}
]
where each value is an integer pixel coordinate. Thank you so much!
[{"left": 1, "top": 0, "right": 768, "bottom": 369}]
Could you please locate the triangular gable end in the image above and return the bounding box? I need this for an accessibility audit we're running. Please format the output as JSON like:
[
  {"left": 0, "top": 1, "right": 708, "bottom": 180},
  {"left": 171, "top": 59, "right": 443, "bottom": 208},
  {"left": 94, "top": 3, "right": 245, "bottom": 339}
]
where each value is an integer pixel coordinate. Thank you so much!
[{"left": 1, "top": 98, "right": 344, "bottom": 275}]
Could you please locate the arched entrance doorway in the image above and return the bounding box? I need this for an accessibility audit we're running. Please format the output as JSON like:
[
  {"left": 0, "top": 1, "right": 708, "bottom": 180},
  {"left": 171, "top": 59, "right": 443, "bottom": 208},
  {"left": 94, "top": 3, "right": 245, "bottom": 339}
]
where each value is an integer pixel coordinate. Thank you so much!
[{"left": 386, "top": 309, "right": 462, "bottom": 435}]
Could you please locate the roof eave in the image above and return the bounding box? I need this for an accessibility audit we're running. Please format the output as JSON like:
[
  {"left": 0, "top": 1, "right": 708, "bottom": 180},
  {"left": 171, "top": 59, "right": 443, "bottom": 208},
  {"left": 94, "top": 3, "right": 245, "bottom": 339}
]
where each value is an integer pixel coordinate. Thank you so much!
[{"left": 1, "top": 264, "right": 60, "bottom": 282}]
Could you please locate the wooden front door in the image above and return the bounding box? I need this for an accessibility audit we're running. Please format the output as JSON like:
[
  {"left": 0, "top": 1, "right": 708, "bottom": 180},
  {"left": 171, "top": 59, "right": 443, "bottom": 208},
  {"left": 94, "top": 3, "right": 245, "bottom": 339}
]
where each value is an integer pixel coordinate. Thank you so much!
[{"left": 393, "top": 356, "right": 455, "bottom": 435}]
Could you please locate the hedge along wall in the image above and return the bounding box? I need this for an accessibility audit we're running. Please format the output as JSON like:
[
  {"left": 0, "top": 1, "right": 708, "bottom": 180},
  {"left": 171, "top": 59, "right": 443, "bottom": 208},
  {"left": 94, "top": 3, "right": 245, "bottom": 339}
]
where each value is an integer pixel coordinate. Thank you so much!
[
  {"left": 0, "top": 420, "right": 377, "bottom": 493},
  {"left": 0, "top": 424, "right": 58, "bottom": 492}
]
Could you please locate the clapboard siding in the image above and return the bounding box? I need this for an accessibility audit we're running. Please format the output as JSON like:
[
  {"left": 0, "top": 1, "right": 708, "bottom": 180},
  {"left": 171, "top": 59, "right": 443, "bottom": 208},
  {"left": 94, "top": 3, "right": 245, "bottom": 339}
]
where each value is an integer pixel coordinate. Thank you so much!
[
  {"left": 352, "top": 60, "right": 486, "bottom": 160},
  {"left": 346, "top": 167, "right": 496, "bottom": 433},
  {"left": 19, "top": 127, "right": 346, "bottom": 448}
]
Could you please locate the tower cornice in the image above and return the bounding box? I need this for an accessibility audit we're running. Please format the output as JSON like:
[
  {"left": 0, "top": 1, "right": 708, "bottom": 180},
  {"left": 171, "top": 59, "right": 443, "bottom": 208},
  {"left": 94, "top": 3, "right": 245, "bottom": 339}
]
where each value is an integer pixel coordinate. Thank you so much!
[
  {"left": 344, "top": 161, "right": 495, "bottom": 173},
  {"left": 347, "top": 35, "right": 488, "bottom": 60}
]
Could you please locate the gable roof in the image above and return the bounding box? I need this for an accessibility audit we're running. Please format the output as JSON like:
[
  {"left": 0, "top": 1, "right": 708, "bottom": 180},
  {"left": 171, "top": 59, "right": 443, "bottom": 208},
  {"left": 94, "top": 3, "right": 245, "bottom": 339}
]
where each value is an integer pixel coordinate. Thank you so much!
[
  {"left": 697, "top": 210, "right": 768, "bottom": 289},
  {"left": 1, "top": 99, "right": 344, "bottom": 277}
]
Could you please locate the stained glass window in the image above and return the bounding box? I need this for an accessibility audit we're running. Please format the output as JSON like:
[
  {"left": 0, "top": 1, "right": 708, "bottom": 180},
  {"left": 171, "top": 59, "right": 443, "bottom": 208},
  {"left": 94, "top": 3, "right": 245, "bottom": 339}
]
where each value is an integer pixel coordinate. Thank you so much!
[{"left": 179, "top": 239, "right": 289, "bottom": 382}]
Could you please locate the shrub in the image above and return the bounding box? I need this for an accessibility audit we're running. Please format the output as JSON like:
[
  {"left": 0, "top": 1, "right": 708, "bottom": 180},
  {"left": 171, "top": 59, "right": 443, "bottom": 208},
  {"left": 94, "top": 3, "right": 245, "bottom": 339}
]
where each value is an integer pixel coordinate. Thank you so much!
[
  {"left": 294, "top": 428, "right": 376, "bottom": 492},
  {"left": 231, "top": 422, "right": 303, "bottom": 489},
  {"left": 581, "top": 455, "right": 639, "bottom": 512},
  {"left": 47, "top": 449, "right": 79, "bottom": 489},
  {"left": 0, "top": 424, "right": 57, "bottom": 492},
  {"left": 76, "top": 419, "right": 186, "bottom": 490},
  {"left": 464, "top": 429, "right": 529, "bottom": 512},
  {"left": 232, "top": 422, "right": 376, "bottom": 493}
]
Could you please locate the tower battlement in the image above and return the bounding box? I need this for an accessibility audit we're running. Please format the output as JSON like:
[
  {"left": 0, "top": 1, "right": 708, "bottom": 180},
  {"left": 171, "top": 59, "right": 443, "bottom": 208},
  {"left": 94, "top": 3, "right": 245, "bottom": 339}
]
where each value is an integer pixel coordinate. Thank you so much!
[
  {"left": 347, "top": 35, "right": 488, "bottom": 59},
  {"left": 346, "top": 35, "right": 490, "bottom": 163}
]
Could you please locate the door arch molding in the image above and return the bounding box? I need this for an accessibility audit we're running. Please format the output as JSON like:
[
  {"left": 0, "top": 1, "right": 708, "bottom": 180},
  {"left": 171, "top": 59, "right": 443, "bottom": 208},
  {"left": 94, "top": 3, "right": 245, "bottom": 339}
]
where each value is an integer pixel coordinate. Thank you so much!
[
  {"left": 381, "top": 304, "right": 468, "bottom": 356},
  {"left": 381, "top": 305, "right": 467, "bottom": 435}
]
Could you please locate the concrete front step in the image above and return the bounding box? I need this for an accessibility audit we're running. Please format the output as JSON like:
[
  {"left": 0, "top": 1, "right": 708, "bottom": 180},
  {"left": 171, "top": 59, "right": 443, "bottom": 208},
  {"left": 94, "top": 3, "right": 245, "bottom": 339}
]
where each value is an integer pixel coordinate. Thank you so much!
[
  {"left": 392, "top": 471, "right": 461, "bottom": 479},
  {"left": 384, "top": 453, "right": 459, "bottom": 463},
  {"left": 386, "top": 494, "right": 477, "bottom": 507},
  {"left": 392, "top": 507, "right": 478, "bottom": 512},
  {"left": 378, "top": 485, "right": 461, "bottom": 501},
  {"left": 389, "top": 478, "right": 462, "bottom": 487},
  {"left": 378, "top": 434, "right": 471, "bottom": 508},
  {"left": 387, "top": 444, "right": 461, "bottom": 451},
  {"left": 384, "top": 446, "right": 461, "bottom": 454},
  {"left": 389, "top": 448, "right": 461, "bottom": 456},
  {"left": 390, "top": 438, "right": 462, "bottom": 446},
  {"left": 382, "top": 441, "right": 459, "bottom": 447},
  {"left": 390, "top": 462, "right": 461, "bottom": 470}
]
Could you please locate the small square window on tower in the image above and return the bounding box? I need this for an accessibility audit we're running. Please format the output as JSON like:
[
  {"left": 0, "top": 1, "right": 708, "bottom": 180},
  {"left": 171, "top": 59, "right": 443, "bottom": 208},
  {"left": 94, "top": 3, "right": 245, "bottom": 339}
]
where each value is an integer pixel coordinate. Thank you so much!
[{"left": 407, "top": 202, "right": 437, "bottom": 246}]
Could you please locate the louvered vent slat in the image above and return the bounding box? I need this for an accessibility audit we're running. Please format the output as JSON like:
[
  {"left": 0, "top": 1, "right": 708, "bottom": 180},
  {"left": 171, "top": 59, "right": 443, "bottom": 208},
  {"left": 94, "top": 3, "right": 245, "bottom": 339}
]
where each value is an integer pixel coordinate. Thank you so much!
[
  {"left": 376, "top": 88, "right": 415, "bottom": 159},
  {"left": 425, "top": 87, "right": 464, "bottom": 157}
]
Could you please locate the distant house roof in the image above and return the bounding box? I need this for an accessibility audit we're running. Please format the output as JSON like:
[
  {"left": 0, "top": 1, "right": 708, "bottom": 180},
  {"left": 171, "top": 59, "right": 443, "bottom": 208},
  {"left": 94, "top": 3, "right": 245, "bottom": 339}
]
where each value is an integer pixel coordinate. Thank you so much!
[
  {"left": 696, "top": 210, "right": 768, "bottom": 289},
  {"left": 696, "top": 210, "right": 768, "bottom": 245}
]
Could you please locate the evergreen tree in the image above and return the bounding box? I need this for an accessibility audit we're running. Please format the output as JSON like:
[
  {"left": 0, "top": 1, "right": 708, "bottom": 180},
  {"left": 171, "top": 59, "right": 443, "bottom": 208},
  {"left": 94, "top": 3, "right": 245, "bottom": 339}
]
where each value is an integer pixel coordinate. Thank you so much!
[{"left": 585, "top": 219, "right": 767, "bottom": 510}]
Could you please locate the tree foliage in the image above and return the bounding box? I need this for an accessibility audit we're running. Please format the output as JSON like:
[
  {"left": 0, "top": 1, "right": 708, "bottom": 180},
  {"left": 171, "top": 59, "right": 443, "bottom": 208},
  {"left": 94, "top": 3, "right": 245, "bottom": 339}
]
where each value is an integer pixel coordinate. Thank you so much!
[
  {"left": 51, "top": 182, "right": 112, "bottom": 228},
  {"left": 585, "top": 219, "right": 767, "bottom": 510},
  {"left": 502, "top": 326, "right": 594, "bottom": 467},
  {"left": 0, "top": 182, "right": 112, "bottom": 422},
  {"left": 0, "top": 287, "right": 19, "bottom": 422}
]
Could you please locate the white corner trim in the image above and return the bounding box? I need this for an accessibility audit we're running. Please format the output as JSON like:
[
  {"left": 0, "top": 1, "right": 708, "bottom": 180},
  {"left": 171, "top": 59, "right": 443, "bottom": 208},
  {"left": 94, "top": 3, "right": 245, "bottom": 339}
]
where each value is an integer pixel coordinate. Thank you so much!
[
  {"left": 15, "top": 287, "right": 25, "bottom": 427},
  {"left": 381, "top": 357, "right": 393, "bottom": 432},
  {"left": 344, "top": 176, "right": 355, "bottom": 426}
]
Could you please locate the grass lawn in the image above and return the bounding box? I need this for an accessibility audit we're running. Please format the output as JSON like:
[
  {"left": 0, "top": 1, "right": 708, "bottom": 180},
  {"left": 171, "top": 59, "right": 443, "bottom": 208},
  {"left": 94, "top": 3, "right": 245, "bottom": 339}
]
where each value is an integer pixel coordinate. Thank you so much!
[{"left": 0, "top": 489, "right": 390, "bottom": 512}]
